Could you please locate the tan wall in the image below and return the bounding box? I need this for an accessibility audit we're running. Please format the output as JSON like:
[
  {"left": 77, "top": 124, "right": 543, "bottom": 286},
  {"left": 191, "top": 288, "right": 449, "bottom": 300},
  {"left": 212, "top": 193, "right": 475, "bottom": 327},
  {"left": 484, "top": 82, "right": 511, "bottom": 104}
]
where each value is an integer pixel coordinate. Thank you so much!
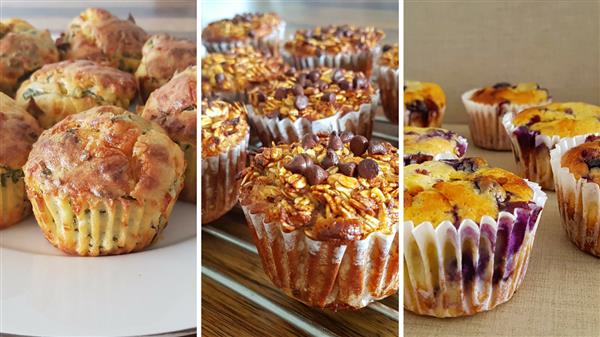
[{"left": 405, "top": 0, "right": 600, "bottom": 124}]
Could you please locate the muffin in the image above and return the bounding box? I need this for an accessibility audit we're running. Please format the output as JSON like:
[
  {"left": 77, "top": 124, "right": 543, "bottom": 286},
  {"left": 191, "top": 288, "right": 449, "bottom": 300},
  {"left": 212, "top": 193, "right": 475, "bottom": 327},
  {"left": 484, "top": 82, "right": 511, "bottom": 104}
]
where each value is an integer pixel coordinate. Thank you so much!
[
  {"left": 375, "top": 44, "right": 399, "bottom": 124},
  {"left": 142, "top": 66, "right": 196, "bottom": 203},
  {"left": 0, "top": 18, "right": 59, "bottom": 96},
  {"left": 201, "top": 12, "right": 284, "bottom": 55},
  {"left": 503, "top": 102, "right": 600, "bottom": 190},
  {"left": 283, "top": 25, "right": 384, "bottom": 77},
  {"left": 0, "top": 92, "right": 42, "bottom": 228},
  {"left": 462, "top": 82, "right": 551, "bottom": 150},
  {"left": 135, "top": 34, "right": 197, "bottom": 101},
  {"left": 404, "top": 158, "right": 547, "bottom": 317},
  {"left": 15, "top": 60, "right": 137, "bottom": 129},
  {"left": 247, "top": 67, "right": 377, "bottom": 145},
  {"left": 201, "top": 46, "right": 287, "bottom": 103},
  {"left": 239, "top": 132, "right": 399, "bottom": 309},
  {"left": 404, "top": 81, "right": 446, "bottom": 127},
  {"left": 23, "top": 106, "right": 185, "bottom": 256},
  {"left": 201, "top": 99, "right": 249, "bottom": 224},
  {"left": 550, "top": 135, "right": 600, "bottom": 256},
  {"left": 404, "top": 126, "right": 467, "bottom": 165},
  {"left": 56, "top": 8, "right": 148, "bottom": 73}
]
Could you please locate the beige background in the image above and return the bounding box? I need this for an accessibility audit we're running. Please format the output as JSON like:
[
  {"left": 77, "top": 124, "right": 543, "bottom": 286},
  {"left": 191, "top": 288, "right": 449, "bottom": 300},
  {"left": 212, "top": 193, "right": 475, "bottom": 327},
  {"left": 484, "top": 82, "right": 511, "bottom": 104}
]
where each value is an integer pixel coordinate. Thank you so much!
[{"left": 405, "top": 0, "right": 600, "bottom": 124}]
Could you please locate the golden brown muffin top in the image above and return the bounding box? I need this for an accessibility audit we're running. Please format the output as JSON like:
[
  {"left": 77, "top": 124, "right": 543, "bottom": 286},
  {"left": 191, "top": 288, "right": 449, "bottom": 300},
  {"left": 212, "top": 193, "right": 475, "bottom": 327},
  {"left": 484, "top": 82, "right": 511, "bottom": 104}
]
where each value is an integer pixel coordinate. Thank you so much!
[
  {"left": 404, "top": 127, "right": 467, "bottom": 165},
  {"left": 512, "top": 102, "right": 600, "bottom": 138},
  {"left": 404, "top": 158, "right": 536, "bottom": 227},
  {"left": 202, "top": 12, "right": 282, "bottom": 42},
  {"left": 240, "top": 132, "right": 399, "bottom": 241},
  {"left": 201, "top": 46, "right": 287, "bottom": 97},
  {"left": 404, "top": 80, "right": 446, "bottom": 112},
  {"left": 56, "top": 8, "right": 148, "bottom": 72},
  {"left": 379, "top": 44, "right": 399, "bottom": 69},
  {"left": 470, "top": 82, "right": 550, "bottom": 105},
  {"left": 24, "top": 105, "right": 185, "bottom": 210},
  {"left": 201, "top": 99, "right": 249, "bottom": 158},
  {"left": 0, "top": 92, "right": 42, "bottom": 169},
  {"left": 135, "top": 34, "right": 196, "bottom": 85},
  {"left": 0, "top": 18, "right": 59, "bottom": 95},
  {"left": 247, "top": 67, "right": 373, "bottom": 121},
  {"left": 284, "top": 25, "right": 384, "bottom": 57},
  {"left": 561, "top": 136, "right": 600, "bottom": 185}
]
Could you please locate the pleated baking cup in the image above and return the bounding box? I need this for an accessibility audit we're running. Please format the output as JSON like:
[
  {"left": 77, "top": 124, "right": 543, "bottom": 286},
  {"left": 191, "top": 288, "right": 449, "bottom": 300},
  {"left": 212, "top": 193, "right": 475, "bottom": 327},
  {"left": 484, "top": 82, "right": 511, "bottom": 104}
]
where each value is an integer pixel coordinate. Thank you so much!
[
  {"left": 247, "top": 94, "right": 378, "bottom": 145},
  {"left": 179, "top": 142, "right": 197, "bottom": 203},
  {"left": 241, "top": 206, "right": 399, "bottom": 309},
  {"left": 202, "top": 22, "right": 286, "bottom": 56},
  {"left": 550, "top": 135, "right": 600, "bottom": 256},
  {"left": 201, "top": 133, "right": 249, "bottom": 224},
  {"left": 404, "top": 180, "right": 547, "bottom": 317},
  {"left": 404, "top": 106, "right": 446, "bottom": 128},
  {"left": 0, "top": 167, "right": 30, "bottom": 229},
  {"left": 282, "top": 45, "right": 380, "bottom": 77},
  {"left": 403, "top": 135, "right": 468, "bottom": 165},
  {"left": 462, "top": 89, "right": 551, "bottom": 151},
  {"left": 376, "top": 66, "right": 399, "bottom": 124}
]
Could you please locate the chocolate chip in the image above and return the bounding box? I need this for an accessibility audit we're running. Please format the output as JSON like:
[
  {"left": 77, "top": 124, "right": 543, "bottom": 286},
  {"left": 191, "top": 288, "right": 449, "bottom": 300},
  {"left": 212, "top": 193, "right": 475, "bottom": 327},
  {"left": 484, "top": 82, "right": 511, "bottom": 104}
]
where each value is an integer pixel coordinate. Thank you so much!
[
  {"left": 292, "top": 84, "right": 304, "bottom": 96},
  {"left": 493, "top": 82, "right": 512, "bottom": 89},
  {"left": 338, "top": 162, "right": 357, "bottom": 177},
  {"left": 305, "top": 165, "right": 329, "bottom": 185},
  {"left": 247, "top": 31, "right": 256, "bottom": 38},
  {"left": 215, "top": 73, "right": 225, "bottom": 84},
  {"left": 274, "top": 87, "right": 287, "bottom": 100},
  {"left": 266, "top": 108, "right": 280, "bottom": 119},
  {"left": 321, "top": 149, "right": 339, "bottom": 169},
  {"left": 382, "top": 44, "right": 392, "bottom": 52},
  {"left": 284, "top": 67, "right": 296, "bottom": 76},
  {"left": 294, "top": 95, "right": 309, "bottom": 110},
  {"left": 339, "top": 80, "right": 352, "bottom": 91},
  {"left": 328, "top": 133, "right": 343, "bottom": 150},
  {"left": 352, "top": 76, "right": 367, "bottom": 89},
  {"left": 309, "top": 70, "right": 321, "bottom": 82},
  {"left": 297, "top": 73, "right": 308, "bottom": 87},
  {"left": 331, "top": 69, "right": 344, "bottom": 83},
  {"left": 350, "top": 135, "right": 368, "bottom": 156},
  {"left": 368, "top": 140, "right": 388, "bottom": 155},
  {"left": 564, "top": 108, "right": 574, "bottom": 115},
  {"left": 257, "top": 92, "right": 267, "bottom": 103},
  {"left": 321, "top": 92, "right": 335, "bottom": 103},
  {"left": 301, "top": 134, "right": 319, "bottom": 149},
  {"left": 357, "top": 158, "right": 379, "bottom": 179},
  {"left": 284, "top": 154, "right": 312, "bottom": 174},
  {"left": 314, "top": 80, "right": 329, "bottom": 91},
  {"left": 340, "top": 131, "right": 354, "bottom": 143}
]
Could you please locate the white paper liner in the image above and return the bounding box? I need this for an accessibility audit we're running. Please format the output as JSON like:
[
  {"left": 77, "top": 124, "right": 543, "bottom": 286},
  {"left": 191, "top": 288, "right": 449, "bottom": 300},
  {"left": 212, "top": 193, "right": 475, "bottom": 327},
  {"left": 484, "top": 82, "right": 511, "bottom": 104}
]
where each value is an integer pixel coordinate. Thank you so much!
[
  {"left": 282, "top": 45, "right": 380, "bottom": 77},
  {"left": 550, "top": 135, "right": 600, "bottom": 256},
  {"left": 202, "top": 22, "right": 286, "bottom": 55},
  {"left": 404, "top": 180, "right": 547, "bottom": 317},
  {"left": 404, "top": 106, "right": 447, "bottom": 128},
  {"left": 462, "top": 89, "right": 552, "bottom": 151},
  {"left": 241, "top": 205, "right": 399, "bottom": 309},
  {"left": 376, "top": 65, "right": 399, "bottom": 124}
]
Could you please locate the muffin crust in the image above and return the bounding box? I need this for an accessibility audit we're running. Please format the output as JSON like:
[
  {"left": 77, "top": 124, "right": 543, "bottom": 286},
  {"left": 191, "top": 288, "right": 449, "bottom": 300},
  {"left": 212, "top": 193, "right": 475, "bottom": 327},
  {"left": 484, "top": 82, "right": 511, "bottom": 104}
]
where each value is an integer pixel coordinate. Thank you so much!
[
  {"left": 202, "top": 12, "right": 282, "bottom": 43},
  {"left": 404, "top": 127, "right": 467, "bottom": 165},
  {"left": 0, "top": 92, "right": 42, "bottom": 169},
  {"left": 379, "top": 44, "right": 399, "bottom": 69},
  {"left": 561, "top": 136, "right": 600, "bottom": 185},
  {"left": 404, "top": 81, "right": 446, "bottom": 127},
  {"left": 470, "top": 82, "right": 549, "bottom": 106},
  {"left": 512, "top": 102, "right": 600, "bottom": 138},
  {"left": 284, "top": 25, "right": 384, "bottom": 57},
  {"left": 201, "top": 99, "right": 249, "bottom": 158}
]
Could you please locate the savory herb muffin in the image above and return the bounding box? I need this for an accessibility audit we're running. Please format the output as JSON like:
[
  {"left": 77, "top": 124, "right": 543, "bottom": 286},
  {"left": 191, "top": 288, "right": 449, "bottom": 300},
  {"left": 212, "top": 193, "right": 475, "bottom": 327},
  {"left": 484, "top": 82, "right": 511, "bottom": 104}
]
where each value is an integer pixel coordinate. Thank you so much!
[
  {"left": 23, "top": 106, "right": 185, "bottom": 256},
  {"left": 376, "top": 44, "right": 399, "bottom": 124},
  {"left": 201, "top": 99, "right": 249, "bottom": 223},
  {"left": 550, "top": 135, "right": 600, "bottom": 256},
  {"left": 142, "top": 66, "right": 196, "bottom": 203},
  {"left": 56, "top": 8, "right": 148, "bottom": 73},
  {"left": 404, "top": 126, "right": 467, "bottom": 165},
  {"left": 15, "top": 60, "right": 137, "bottom": 128},
  {"left": 240, "top": 132, "right": 399, "bottom": 309},
  {"left": 0, "top": 18, "right": 59, "bottom": 96},
  {"left": 247, "top": 67, "right": 376, "bottom": 145},
  {"left": 135, "top": 34, "right": 197, "bottom": 101},
  {"left": 0, "top": 92, "right": 42, "bottom": 228},
  {"left": 404, "top": 158, "right": 547, "bottom": 317},
  {"left": 404, "top": 81, "right": 446, "bottom": 127},
  {"left": 503, "top": 102, "right": 600, "bottom": 190},
  {"left": 463, "top": 82, "right": 551, "bottom": 150}
]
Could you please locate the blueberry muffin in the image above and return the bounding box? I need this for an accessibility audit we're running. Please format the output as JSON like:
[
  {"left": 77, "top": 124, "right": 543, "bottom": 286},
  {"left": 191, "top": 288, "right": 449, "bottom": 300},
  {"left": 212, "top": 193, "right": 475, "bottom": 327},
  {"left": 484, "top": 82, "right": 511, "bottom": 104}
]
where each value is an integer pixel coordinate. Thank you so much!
[
  {"left": 376, "top": 44, "right": 399, "bottom": 124},
  {"left": 404, "top": 126, "right": 467, "bottom": 165},
  {"left": 463, "top": 82, "right": 551, "bottom": 150},
  {"left": 0, "top": 92, "right": 42, "bottom": 228},
  {"left": 503, "top": 102, "right": 600, "bottom": 190},
  {"left": 550, "top": 135, "right": 600, "bottom": 256},
  {"left": 404, "top": 157, "right": 547, "bottom": 317},
  {"left": 15, "top": 60, "right": 137, "bottom": 128},
  {"left": 56, "top": 8, "right": 148, "bottom": 73},
  {"left": 142, "top": 66, "right": 196, "bottom": 203},
  {"left": 135, "top": 34, "right": 196, "bottom": 101},
  {"left": 240, "top": 132, "right": 399, "bottom": 309},
  {"left": 23, "top": 106, "right": 185, "bottom": 256},
  {"left": 247, "top": 67, "right": 376, "bottom": 145},
  {"left": 0, "top": 18, "right": 59, "bottom": 96},
  {"left": 404, "top": 81, "right": 446, "bottom": 127}
]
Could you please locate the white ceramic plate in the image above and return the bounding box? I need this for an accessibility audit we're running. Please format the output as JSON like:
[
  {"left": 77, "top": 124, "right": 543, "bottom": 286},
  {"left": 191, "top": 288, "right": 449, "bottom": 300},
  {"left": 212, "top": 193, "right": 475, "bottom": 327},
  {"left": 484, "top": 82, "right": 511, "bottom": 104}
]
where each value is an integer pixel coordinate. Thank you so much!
[{"left": 0, "top": 202, "right": 197, "bottom": 337}]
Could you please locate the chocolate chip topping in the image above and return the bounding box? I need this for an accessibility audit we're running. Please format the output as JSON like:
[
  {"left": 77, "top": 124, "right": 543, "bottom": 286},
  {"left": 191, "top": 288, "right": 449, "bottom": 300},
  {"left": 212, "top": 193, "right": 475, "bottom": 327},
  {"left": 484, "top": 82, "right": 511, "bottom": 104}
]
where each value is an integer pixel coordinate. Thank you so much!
[
  {"left": 357, "top": 158, "right": 379, "bottom": 179},
  {"left": 292, "top": 84, "right": 304, "bottom": 96},
  {"left": 257, "top": 92, "right": 267, "bottom": 103},
  {"left": 327, "top": 133, "right": 343, "bottom": 150},
  {"left": 284, "top": 67, "right": 296, "bottom": 76},
  {"left": 339, "top": 80, "right": 352, "bottom": 91},
  {"left": 368, "top": 140, "right": 388, "bottom": 155},
  {"left": 308, "top": 70, "right": 321, "bottom": 82},
  {"left": 352, "top": 76, "right": 367, "bottom": 89},
  {"left": 274, "top": 87, "right": 287, "bottom": 100},
  {"left": 350, "top": 135, "right": 369, "bottom": 156},
  {"left": 321, "top": 92, "right": 336, "bottom": 103},
  {"left": 493, "top": 82, "right": 512, "bottom": 89},
  {"left": 215, "top": 73, "right": 225, "bottom": 84},
  {"left": 321, "top": 149, "right": 339, "bottom": 169},
  {"left": 331, "top": 69, "right": 344, "bottom": 83},
  {"left": 305, "top": 165, "right": 329, "bottom": 185},
  {"left": 284, "top": 154, "right": 312, "bottom": 174},
  {"left": 340, "top": 131, "right": 354, "bottom": 143},
  {"left": 301, "top": 134, "right": 319, "bottom": 149},
  {"left": 338, "top": 162, "right": 357, "bottom": 177},
  {"left": 382, "top": 44, "right": 392, "bottom": 52},
  {"left": 294, "top": 95, "right": 309, "bottom": 110}
]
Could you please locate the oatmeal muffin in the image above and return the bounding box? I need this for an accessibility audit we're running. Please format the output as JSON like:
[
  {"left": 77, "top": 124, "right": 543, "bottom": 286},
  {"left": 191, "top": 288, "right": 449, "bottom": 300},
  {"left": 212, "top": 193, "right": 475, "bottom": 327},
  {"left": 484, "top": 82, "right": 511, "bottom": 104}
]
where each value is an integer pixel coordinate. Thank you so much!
[
  {"left": 404, "top": 126, "right": 467, "bottom": 165},
  {"left": 201, "top": 46, "right": 287, "bottom": 103},
  {"left": 463, "top": 82, "right": 551, "bottom": 150},
  {"left": 247, "top": 67, "right": 376, "bottom": 145},
  {"left": 376, "top": 44, "right": 399, "bottom": 124},
  {"left": 404, "top": 81, "right": 446, "bottom": 127},
  {"left": 56, "top": 8, "right": 148, "bottom": 73},
  {"left": 503, "top": 102, "right": 600, "bottom": 190},
  {"left": 135, "top": 34, "right": 196, "bottom": 101},
  {"left": 0, "top": 18, "right": 59, "bottom": 96},
  {"left": 15, "top": 60, "right": 137, "bottom": 128},
  {"left": 23, "top": 106, "right": 185, "bottom": 256},
  {"left": 201, "top": 99, "right": 249, "bottom": 223},
  {"left": 404, "top": 157, "right": 547, "bottom": 317},
  {"left": 551, "top": 135, "right": 600, "bottom": 256},
  {"left": 202, "top": 12, "right": 284, "bottom": 55},
  {"left": 239, "top": 132, "right": 399, "bottom": 309},
  {"left": 0, "top": 92, "right": 42, "bottom": 228},
  {"left": 142, "top": 66, "right": 196, "bottom": 203},
  {"left": 283, "top": 25, "right": 384, "bottom": 77}
]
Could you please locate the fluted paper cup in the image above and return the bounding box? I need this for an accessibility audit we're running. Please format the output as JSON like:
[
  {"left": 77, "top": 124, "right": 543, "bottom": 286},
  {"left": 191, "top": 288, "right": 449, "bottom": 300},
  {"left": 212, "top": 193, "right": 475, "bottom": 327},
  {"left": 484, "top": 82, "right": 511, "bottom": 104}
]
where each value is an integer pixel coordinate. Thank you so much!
[
  {"left": 202, "top": 22, "right": 286, "bottom": 56},
  {"left": 0, "top": 167, "right": 30, "bottom": 228},
  {"left": 376, "top": 66, "right": 399, "bottom": 124},
  {"left": 283, "top": 46, "right": 380, "bottom": 78}
]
